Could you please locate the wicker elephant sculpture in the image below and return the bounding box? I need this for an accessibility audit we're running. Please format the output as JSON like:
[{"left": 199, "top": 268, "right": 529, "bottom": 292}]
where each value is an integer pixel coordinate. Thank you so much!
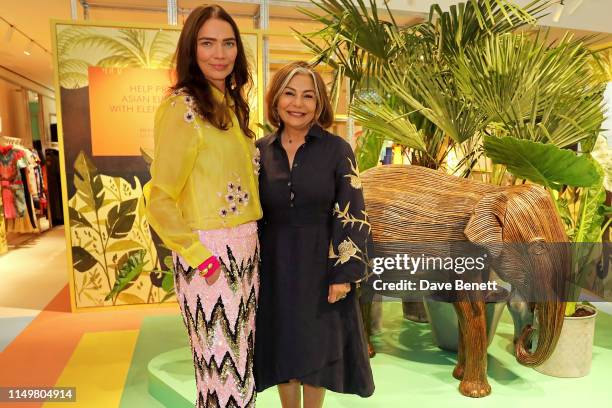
[{"left": 361, "top": 165, "right": 569, "bottom": 398}]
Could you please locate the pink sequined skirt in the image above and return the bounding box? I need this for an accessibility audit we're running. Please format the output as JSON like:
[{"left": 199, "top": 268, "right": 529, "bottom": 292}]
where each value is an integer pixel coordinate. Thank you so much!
[{"left": 173, "top": 221, "right": 259, "bottom": 408}]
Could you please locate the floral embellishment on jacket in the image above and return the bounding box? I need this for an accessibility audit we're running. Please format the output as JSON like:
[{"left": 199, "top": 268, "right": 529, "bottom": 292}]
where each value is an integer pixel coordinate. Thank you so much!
[
  {"left": 218, "top": 176, "right": 251, "bottom": 219},
  {"left": 169, "top": 88, "right": 202, "bottom": 129},
  {"left": 253, "top": 147, "right": 261, "bottom": 176},
  {"left": 344, "top": 158, "right": 362, "bottom": 190},
  {"left": 184, "top": 110, "right": 195, "bottom": 124}
]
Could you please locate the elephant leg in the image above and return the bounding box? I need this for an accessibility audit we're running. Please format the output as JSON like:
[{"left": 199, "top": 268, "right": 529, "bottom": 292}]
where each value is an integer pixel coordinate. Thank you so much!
[
  {"left": 453, "top": 315, "right": 465, "bottom": 380},
  {"left": 454, "top": 301, "right": 491, "bottom": 398}
]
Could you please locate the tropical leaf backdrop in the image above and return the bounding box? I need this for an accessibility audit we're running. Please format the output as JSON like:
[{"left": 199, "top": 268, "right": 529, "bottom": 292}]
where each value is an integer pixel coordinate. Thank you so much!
[
  {"left": 68, "top": 152, "right": 172, "bottom": 307},
  {"left": 53, "top": 22, "right": 262, "bottom": 309},
  {"left": 57, "top": 26, "right": 179, "bottom": 89},
  {"left": 56, "top": 24, "right": 259, "bottom": 114}
]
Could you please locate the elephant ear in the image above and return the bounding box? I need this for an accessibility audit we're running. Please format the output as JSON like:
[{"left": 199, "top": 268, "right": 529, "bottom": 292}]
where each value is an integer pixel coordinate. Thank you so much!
[{"left": 464, "top": 192, "right": 507, "bottom": 258}]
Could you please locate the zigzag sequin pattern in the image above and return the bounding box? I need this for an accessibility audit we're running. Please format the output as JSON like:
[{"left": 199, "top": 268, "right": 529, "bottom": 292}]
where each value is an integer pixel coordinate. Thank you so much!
[{"left": 173, "top": 242, "right": 259, "bottom": 408}]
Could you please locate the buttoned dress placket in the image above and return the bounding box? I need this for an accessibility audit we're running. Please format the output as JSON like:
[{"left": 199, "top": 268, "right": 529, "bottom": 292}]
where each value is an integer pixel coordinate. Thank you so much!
[{"left": 282, "top": 139, "right": 309, "bottom": 212}]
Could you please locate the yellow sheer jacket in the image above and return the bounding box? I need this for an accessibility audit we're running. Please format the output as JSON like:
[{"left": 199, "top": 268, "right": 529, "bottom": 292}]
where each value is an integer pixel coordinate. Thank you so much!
[{"left": 143, "top": 87, "right": 262, "bottom": 268}]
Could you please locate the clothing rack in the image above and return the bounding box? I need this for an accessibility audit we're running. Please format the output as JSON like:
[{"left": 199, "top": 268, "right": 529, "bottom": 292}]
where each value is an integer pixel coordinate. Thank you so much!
[{"left": 0, "top": 137, "right": 50, "bottom": 236}]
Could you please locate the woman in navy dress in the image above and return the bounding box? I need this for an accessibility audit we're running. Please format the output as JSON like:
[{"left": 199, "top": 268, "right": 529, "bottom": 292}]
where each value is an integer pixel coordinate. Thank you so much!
[{"left": 254, "top": 61, "right": 374, "bottom": 407}]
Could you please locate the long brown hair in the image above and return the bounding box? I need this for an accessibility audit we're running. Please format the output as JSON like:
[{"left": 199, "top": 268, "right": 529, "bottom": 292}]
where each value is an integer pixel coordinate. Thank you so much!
[{"left": 172, "top": 4, "right": 254, "bottom": 138}]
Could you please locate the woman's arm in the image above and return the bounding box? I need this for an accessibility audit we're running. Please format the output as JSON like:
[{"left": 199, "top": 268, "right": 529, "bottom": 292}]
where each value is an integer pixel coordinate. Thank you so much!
[
  {"left": 144, "top": 97, "right": 213, "bottom": 269},
  {"left": 328, "top": 139, "right": 371, "bottom": 287}
]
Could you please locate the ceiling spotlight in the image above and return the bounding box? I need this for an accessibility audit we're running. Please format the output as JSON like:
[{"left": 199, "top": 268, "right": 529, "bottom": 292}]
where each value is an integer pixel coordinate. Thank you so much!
[
  {"left": 24, "top": 40, "right": 32, "bottom": 56},
  {"left": 567, "top": 0, "right": 584, "bottom": 15},
  {"left": 4, "top": 25, "right": 14, "bottom": 42},
  {"left": 552, "top": 1, "right": 565, "bottom": 23}
]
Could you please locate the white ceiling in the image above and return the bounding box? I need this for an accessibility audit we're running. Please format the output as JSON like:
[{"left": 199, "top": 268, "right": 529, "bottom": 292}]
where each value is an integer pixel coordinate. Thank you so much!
[{"left": 1, "top": 0, "right": 611, "bottom": 93}]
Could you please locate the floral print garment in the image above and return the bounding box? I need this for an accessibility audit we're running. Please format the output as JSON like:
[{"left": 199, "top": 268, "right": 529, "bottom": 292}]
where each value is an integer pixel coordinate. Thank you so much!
[
  {"left": 327, "top": 151, "right": 371, "bottom": 283},
  {"left": 0, "top": 146, "right": 27, "bottom": 220}
]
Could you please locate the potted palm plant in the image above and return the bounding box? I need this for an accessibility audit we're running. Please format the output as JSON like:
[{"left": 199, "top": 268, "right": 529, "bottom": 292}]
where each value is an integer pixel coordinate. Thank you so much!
[
  {"left": 474, "top": 45, "right": 610, "bottom": 378},
  {"left": 295, "top": 0, "right": 607, "bottom": 360},
  {"left": 530, "top": 134, "right": 610, "bottom": 377},
  {"left": 297, "top": 0, "right": 553, "bottom": 324}
]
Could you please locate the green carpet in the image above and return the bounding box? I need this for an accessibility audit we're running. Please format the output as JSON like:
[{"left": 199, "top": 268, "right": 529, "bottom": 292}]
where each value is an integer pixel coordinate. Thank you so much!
[{"left": 123, "top": 303, "right": 612, "bottom": 407}]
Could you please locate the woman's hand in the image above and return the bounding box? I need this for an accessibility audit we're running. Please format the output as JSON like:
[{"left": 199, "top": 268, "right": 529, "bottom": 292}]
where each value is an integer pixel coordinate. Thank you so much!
[
  {"left": 328, "top": 283, "right": 351, "bottom": 303},
  {"left": 198, "top": 256, "right": 223, "bottom": 285},
  {"left": 205, "top": 265, "right": 223, "bottom": 285}
]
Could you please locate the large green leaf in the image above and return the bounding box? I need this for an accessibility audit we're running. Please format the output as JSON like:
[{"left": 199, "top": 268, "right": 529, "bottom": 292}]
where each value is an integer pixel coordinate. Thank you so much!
[
  {"left": 73, "top": 152, "right": 105, "bottom": 214},
  {"left": 72, "top": 246, "right": 98, "bottom": 272},
  {"left": 106, "top": 198, "right": 138, "bottom": 239},
  {"left": 105, "top": 250, "right": 147, "bottom": 301},
  {"left": 483, "top": 136, "right": 600, "bottom": 189}
]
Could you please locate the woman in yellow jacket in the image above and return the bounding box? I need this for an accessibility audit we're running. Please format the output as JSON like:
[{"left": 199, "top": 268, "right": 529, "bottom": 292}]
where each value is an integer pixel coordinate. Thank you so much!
[{"left": 144, "top": 5, "right": 262, "bottom": 407}]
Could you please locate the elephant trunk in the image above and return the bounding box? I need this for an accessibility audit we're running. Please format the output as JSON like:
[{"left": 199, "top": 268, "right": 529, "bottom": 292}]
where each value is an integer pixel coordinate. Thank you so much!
[{"left": 514, "top": 297, "right": 565, "bottom": 366}]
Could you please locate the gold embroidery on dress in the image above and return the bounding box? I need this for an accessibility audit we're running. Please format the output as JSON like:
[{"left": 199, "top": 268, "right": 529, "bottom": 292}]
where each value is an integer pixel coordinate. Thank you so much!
[
  {"left": 333, "top": 202, "right": 371, "bottom": 233},
  {"left": 344, "top": 158, "right": 362, "bottom": 189},
  {"left": 336, "top": 238, "right": 358, "bottom": 264}
]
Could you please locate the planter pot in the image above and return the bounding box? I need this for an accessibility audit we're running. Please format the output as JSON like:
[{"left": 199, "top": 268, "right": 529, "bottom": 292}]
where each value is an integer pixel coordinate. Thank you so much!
[
  {"left": 402, "top": 301, "right": 429, "bottom": 323},
  {"left": 423, "top": 288, "right": 509, "bottom": 351},
  {"left": 534, "top": 305, "right": 597, "bottom": 378}
]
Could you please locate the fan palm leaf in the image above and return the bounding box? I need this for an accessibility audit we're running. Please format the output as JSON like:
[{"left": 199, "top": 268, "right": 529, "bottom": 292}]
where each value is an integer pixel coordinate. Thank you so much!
[
  {"left": 351, "top": 97, "right": 427, "bottom": 151},
  {"left": 381, "top": 63, "right": 488, "bottom": 144},
  {"left": 150, "top": 30, "right": 177, "bottom": 68},
  {"left": 453, "top": 31, "right": 604, "bottom": 148}
]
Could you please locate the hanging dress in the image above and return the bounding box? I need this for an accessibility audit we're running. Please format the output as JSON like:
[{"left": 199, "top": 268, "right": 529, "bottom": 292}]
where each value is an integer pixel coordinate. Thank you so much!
[{"left": 0, "top": 145, "right": 27, "bottom": 220}]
